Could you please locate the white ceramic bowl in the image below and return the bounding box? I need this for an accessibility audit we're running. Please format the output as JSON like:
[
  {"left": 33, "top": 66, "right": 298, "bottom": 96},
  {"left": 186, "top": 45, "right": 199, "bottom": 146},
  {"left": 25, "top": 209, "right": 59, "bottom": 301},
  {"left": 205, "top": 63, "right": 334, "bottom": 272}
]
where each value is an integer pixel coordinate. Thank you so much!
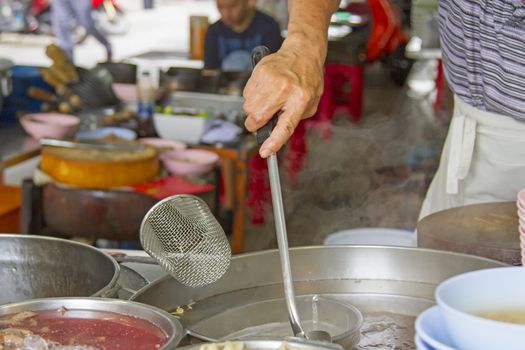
[
  {"left": 153, "top": 113, "right": 211, "bottom": 144},
  {"left": 436, "top": 267, "right": 525, "bottom": 350},
  {"left": 19, "top": 113, "right": 80, "bottom": 140}
]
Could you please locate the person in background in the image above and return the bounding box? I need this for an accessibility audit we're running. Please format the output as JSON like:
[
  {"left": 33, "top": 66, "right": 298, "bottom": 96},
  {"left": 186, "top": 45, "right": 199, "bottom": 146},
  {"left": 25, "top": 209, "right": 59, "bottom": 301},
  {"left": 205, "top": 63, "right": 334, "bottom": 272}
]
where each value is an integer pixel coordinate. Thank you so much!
[
  {"left": 416, "top": 0, "right": 525, "bottom": 225},
  {"left": 256, "top": 0, "right": 288, "bottom": 31},
  {"left": 243, "top": 0, "right": 525, "bottom": 244},
  {"left": 204, "top": 0, "right": 283, "bottom": 72},
  {"left": 51, "top": 0, "right": 112, "bottom": 62}
]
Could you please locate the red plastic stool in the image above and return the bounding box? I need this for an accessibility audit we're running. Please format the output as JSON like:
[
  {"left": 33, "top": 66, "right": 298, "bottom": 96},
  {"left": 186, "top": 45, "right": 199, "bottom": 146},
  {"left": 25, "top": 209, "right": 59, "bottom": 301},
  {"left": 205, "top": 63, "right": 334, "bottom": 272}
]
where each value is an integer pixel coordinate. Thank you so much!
[
  {"left": 247, "top": 154, "right": 269, "bottom": 225},
  {"left": 286, "top": 119, "right": 308, "bottom": 188},
  {"left": 316, "top": 63, "right": 364, "bottom": 138},
  {"left": 434, "top": 59, "right": 445, "bottom": 111}
]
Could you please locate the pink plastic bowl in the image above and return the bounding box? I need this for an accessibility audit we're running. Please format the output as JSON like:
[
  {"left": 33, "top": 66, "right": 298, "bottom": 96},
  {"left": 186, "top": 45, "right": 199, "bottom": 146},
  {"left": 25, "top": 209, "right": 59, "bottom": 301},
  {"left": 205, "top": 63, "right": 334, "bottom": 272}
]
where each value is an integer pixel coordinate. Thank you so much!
[
  {"left": 161, "top": 149, "right": 219, "bottom": 176},
  {"left": 517, "top": 205, "right": 525, "bottom": 219},
  {"left": 138, "top": 138, "right": 187, "bottom": 152},
  {"left": 112, "top": 83, "right": 138, "bottom": 103},
  {"left": 19, "top": 113, "right": 80, "bottom": 140},
  {"left": 518, "top": 189, "right": 525, "bottom": 206}
]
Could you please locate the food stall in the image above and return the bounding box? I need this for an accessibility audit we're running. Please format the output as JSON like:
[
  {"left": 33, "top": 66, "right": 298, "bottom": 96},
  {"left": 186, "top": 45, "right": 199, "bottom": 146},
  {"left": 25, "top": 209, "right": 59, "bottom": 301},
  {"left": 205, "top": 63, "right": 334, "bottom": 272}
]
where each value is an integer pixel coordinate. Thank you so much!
[{"left": 1, "top": 1, "right": 524, "bottom": 349}]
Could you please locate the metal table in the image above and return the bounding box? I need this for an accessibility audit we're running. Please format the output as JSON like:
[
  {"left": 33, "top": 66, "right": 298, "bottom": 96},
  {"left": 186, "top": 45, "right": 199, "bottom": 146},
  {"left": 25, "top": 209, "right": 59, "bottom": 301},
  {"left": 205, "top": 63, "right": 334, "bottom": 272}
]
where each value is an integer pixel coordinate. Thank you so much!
[
  {"left": 0, "top": 124, "right": 39, "bottom": 174},
  {"left": 196, "top": 135, "right": 258, "bottom": 254},
  {"left": 0, "top": 124, "right": 39, "bottom": 232}
]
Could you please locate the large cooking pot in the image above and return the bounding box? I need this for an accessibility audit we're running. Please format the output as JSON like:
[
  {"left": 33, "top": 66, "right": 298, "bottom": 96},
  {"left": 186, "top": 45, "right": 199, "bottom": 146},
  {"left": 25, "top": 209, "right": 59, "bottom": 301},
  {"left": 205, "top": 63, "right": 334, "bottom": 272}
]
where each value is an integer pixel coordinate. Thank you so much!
[
  {"left": 0, "top": 58, "right": 13, "bottom": 114},
  {"left": 0, "top": 234, "right": 120, "bottom": 305},
  {"left": 0, "top": 297, "right": 184, "bottom": 350},
  {"left": 97, "top": 62, "right": 137, "bottom": 84},
  {"left": 161, "top": 67, "right": 202, "bottom": 92},
  {"left": 131, "top": 245, "right": 505, "bottom": 349}
]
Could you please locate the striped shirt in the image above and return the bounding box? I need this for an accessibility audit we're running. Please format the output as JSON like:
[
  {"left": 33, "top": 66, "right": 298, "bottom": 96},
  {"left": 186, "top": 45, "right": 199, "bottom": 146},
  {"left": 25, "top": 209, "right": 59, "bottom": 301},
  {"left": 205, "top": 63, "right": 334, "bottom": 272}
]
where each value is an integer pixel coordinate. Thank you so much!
[{"left": 438, "top": 0, "right": 525, "bottom": 120}]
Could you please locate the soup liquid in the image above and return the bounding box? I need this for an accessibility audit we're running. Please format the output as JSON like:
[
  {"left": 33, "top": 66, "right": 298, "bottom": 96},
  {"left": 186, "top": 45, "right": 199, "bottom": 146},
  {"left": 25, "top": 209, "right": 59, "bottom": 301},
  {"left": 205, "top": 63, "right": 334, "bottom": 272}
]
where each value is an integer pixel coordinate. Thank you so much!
[
  {"left": 474, "top": 308, "right": 525, "bottom": 325},
  {"left": 0, "top": 309, "right": 168, "bottom": 350}
]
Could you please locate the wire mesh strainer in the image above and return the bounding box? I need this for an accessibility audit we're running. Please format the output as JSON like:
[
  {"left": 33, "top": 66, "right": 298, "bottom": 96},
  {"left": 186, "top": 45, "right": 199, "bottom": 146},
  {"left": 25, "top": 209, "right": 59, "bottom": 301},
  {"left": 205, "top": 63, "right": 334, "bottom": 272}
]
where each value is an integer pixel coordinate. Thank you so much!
[{"left": 140, "top": 194, "right": 231, "bottom": 288}]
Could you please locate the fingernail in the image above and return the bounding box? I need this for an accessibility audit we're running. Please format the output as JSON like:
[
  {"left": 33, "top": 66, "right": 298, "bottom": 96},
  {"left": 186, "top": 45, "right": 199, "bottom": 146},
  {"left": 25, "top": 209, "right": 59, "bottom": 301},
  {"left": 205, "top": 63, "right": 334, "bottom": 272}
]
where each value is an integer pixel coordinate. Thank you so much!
[{"left": 260, "top": 148, "right": 270, "bottom": 158}]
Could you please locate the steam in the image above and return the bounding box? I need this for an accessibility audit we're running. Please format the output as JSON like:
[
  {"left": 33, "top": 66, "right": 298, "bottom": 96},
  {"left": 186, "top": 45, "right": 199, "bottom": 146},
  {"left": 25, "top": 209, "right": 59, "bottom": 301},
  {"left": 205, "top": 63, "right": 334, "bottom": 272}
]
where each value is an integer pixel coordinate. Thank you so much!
[{"left": 246, "top": 75, "right": 450, "bottom": 250}]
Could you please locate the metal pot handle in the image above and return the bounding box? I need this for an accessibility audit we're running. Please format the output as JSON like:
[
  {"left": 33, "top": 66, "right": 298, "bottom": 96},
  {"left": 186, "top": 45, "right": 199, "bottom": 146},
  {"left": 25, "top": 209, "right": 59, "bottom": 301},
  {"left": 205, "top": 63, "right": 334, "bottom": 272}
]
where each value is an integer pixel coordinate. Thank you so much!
[
  {"left": 100, "top": 253, "right": 157, "bottom": 299},
  {"left": 111, "top": 253, "right": 158, "bottom": 265}
]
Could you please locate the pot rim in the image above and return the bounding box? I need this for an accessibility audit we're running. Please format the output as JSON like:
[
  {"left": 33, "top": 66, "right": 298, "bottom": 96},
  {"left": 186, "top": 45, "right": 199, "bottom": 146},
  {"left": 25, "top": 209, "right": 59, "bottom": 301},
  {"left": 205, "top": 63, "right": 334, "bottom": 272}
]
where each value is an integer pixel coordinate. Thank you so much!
[{"left": 0, "top": 234, "right": 120, "bottom": 298}]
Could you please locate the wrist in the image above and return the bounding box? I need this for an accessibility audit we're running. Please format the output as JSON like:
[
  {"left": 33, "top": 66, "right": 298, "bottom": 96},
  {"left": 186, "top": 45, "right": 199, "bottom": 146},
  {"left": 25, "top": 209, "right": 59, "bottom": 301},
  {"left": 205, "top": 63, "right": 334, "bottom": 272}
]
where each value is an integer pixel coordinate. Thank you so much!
[{"left": 281, "top": 31, "right": 328, "bottom": 66}]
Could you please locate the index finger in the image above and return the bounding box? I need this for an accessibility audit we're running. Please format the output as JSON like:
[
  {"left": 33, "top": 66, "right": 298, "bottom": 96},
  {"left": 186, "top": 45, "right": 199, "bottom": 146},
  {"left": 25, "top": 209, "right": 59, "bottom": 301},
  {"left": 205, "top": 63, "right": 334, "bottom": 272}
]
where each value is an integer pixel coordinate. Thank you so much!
[{"left": 258, "top": 105, "right": 302, "bottom": 158}]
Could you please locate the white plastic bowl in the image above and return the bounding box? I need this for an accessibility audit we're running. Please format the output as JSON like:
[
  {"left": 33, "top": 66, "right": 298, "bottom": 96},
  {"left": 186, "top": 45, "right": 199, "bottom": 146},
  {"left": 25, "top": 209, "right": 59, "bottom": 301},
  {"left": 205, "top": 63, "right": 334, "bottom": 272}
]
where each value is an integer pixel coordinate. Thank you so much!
[
  {"left": 435, "top": 267, "right": 525, "bottom": 350},
  {"left": 323, "top": 227, "right": 415, "bottom": 247}
]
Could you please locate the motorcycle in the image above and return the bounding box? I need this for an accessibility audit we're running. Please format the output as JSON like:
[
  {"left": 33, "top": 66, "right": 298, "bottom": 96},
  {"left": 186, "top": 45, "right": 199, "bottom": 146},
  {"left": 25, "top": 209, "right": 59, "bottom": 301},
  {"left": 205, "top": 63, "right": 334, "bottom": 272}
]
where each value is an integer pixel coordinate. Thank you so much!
[
  {"left": 0, "top": 0, "right": 129, "bottom": 43},
  {"left": 62, "top": 0, "right": 130, "bottom": 43},
  {"left": 91, "top": 0, "right": 129, "bottom": 36},
  {"left": 0, "top": 0, "right": 28, "bottom": 33}
]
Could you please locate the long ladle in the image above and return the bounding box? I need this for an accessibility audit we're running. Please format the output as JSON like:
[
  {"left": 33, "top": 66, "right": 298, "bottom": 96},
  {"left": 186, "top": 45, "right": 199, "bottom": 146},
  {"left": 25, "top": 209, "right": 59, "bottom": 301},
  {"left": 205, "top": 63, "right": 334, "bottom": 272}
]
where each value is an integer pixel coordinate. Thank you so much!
[{"left": 251, "top": 46, "right": 332, "bottom": 343}]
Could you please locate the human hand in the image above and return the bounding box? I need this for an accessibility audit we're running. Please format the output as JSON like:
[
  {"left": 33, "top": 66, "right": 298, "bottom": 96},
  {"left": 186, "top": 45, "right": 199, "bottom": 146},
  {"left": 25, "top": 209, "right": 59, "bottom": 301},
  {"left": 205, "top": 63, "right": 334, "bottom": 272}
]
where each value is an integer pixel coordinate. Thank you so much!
[{"left": 243, "top": 36, "right": 325, "bottom": 158}]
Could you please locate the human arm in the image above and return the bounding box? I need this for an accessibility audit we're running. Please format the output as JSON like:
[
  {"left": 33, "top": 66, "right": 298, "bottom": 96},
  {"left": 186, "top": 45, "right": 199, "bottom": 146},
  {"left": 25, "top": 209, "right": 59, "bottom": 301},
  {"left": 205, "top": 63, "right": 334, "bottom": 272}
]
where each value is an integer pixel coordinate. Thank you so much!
[{"left": 243, "top": 0, "right": 340, "bottom": 158}]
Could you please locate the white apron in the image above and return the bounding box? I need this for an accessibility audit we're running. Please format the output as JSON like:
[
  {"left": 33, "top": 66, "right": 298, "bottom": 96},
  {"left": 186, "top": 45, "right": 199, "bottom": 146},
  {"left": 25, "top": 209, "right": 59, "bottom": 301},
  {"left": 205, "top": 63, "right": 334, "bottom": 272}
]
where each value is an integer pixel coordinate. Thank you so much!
[{"left": 417, "top": 96, "right": 525, "bottom": 239}]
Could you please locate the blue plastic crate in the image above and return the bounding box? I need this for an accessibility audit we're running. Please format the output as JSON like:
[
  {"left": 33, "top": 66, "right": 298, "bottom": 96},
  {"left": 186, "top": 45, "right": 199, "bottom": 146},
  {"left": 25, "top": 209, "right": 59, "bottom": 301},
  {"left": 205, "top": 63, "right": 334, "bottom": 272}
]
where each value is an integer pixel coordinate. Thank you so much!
[{"left": 1, "top": 65, "right": 53, "bottom": 124}]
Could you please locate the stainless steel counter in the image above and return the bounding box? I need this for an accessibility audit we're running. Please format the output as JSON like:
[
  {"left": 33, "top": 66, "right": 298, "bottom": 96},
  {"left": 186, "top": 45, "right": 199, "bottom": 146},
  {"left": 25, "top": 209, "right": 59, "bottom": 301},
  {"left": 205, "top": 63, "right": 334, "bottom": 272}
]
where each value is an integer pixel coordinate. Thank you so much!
[{"left": 0, "top": 124, "right": 39, "bottom": 171}]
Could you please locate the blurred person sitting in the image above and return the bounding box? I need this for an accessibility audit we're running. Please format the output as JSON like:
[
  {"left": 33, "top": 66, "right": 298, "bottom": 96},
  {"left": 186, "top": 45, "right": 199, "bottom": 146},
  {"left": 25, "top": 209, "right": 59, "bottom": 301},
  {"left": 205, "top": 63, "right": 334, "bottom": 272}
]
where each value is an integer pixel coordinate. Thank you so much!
[
  {"left": 204, "top": 0, "right": 283, "bottom": 72},
  {"left": 51, "top": 0, "right": 112, "bottom": 62}
]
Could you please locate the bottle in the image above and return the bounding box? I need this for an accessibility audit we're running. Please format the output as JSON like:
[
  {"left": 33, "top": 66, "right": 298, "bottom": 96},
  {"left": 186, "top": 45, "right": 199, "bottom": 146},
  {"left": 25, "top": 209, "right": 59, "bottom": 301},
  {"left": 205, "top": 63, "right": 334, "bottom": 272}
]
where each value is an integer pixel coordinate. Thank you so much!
[{"left": 137, "top": 71, "right": 155, "bottom": 137}]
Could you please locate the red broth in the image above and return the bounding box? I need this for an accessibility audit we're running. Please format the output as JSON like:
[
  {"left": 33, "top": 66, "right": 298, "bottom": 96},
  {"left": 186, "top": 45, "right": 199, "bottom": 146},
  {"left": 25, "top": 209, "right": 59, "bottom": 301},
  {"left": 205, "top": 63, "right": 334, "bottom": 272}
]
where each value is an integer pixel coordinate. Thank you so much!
[{"left": 0, "top": 309, "right": 169, "bottom": 350}]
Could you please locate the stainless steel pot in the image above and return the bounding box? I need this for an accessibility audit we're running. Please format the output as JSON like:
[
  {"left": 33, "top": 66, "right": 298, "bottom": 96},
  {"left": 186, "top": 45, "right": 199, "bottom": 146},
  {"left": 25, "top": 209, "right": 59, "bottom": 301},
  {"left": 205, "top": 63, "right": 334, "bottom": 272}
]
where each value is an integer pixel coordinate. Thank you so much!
[
  {"left": 0, "top": 234, "right": 119, "bottom": 305},
  {"left": 0, "top": 297, "right": 184, "bottom": 350},
  {"left": 0, "top": 58, "right": 13, "bottom": 113},
  {"left": 131, "top": 246, "right": 506, "bottom": 349},
  {"left": 161, "top": 67, "right": 202, "bottom": 92}
]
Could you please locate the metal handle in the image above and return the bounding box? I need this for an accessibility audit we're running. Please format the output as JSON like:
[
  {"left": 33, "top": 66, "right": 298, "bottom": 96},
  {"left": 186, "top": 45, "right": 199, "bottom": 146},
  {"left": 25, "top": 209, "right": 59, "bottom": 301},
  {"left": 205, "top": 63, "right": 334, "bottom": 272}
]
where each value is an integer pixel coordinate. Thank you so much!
[
  {"left": 112, "top": 254, "right": 158, "bottom": 265},
  {"left": 267, "top": 154, "right": 305, "bottom": 337},
  {"left": 251, "top": 45, "right": 305, "bottom": 337},
  {"left": 251, "top": 46, "right": 279, "bottom": 147}
]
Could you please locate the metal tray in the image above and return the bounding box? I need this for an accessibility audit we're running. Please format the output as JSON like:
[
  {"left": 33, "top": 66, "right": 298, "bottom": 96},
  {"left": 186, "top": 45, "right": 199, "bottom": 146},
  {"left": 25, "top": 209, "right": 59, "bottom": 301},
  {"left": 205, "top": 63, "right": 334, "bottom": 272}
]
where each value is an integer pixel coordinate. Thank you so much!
[
  {"left": 167, "top": 91, "right": 244, "bottom": 118},
  {"left": 178, "top": 338, "right": 343, "bottom": 350},
  {"left": 131, "top": 246, "right": 506, "bottom": 349}
]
